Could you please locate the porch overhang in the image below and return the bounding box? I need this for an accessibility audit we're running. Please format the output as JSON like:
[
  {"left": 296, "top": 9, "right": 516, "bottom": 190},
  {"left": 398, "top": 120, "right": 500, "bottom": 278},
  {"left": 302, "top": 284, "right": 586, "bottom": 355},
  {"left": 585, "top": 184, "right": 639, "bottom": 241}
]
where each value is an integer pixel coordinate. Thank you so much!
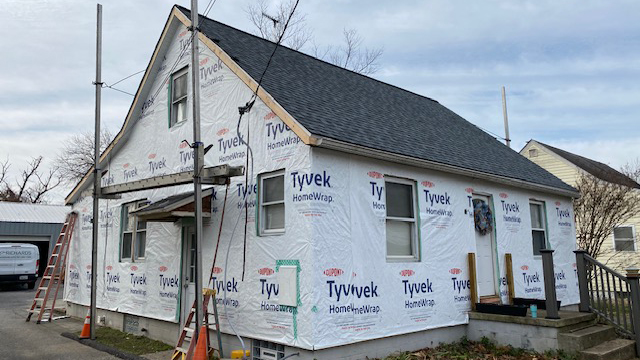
[{"left": 131, "top": 188, "right": 214, "bottom": 222}]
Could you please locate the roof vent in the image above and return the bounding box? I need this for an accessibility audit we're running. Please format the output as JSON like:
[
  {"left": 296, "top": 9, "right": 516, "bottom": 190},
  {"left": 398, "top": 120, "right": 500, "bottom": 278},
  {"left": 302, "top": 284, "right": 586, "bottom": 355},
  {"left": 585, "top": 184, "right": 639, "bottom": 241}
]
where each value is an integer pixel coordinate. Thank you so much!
[{"left": 529, "top": 149, "right": 539, "bottom": 158}]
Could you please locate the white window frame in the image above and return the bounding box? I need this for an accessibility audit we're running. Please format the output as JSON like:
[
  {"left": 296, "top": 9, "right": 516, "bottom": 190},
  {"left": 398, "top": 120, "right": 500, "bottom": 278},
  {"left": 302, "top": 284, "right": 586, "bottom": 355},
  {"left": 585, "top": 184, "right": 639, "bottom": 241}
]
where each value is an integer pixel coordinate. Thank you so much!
[
  {"left": 385, "top": 177, "right": 420, "bottom": 262},
  {"left": 170, "top": 67, "right": 188, "bottom": 128},
  {"left": 120, "top": 200, "right": 148, "bottom": 262},
  {"left": 529, "top": 200, "right": 547, "bottom": 256},
  {"left": 259, "top": 170, "right": 285, "bottom": 236},
  {"left": 613, "top": 225, "right": 636, "bottom": 252}
]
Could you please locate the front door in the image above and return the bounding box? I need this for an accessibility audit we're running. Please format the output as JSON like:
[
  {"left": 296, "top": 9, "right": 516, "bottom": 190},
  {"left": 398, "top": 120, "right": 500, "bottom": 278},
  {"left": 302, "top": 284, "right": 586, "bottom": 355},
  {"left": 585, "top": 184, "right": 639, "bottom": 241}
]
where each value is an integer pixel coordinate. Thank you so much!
[
  {"left": 473, "top": 194, "right": 498, "bottom": 297},
  {"left": 181, "top": 225, "right": 196, "bottom": 327}
]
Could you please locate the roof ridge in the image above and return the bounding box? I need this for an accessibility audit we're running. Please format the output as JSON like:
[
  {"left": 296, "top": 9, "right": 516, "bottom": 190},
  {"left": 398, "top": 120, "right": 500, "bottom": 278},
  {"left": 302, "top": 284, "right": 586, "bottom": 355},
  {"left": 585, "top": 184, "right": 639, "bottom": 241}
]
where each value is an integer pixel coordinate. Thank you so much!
[{"left": 175, "top": 5, "right": 440, "bottom": 105}]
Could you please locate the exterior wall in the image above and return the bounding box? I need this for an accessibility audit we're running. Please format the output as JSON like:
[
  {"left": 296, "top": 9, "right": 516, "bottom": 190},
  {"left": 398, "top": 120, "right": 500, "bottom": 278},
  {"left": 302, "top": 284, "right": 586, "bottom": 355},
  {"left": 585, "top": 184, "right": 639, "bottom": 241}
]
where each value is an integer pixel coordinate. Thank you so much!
[
  {"left": 308, "top": 148, "right": 579, "bottom": 349},
  {"left": 522, "top": 141, "right": 640, "bottom": 274},
  {"left": 65, "top": 18, "right": 315, "bottom": 349}
]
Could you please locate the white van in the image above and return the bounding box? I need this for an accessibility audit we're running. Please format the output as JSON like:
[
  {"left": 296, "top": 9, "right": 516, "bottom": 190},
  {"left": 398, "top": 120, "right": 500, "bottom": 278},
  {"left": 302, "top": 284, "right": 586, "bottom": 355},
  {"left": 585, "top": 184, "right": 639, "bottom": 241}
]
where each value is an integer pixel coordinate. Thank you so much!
[{"left": 0, "top": 243, "right": 39, "bottom": 289}]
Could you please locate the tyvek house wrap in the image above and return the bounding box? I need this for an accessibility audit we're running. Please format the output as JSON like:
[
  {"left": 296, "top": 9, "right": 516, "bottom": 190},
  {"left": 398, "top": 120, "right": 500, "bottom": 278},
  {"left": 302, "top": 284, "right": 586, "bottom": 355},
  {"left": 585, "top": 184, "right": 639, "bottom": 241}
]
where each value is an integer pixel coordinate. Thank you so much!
[{"left": 65, "top": 21, "right": 579, "bottom": 350}]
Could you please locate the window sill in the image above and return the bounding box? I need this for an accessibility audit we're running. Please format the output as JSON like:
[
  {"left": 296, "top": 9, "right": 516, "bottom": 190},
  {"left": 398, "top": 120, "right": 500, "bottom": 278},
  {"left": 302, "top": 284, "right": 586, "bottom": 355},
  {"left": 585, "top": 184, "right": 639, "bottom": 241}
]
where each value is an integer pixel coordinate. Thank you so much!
[
  {"left": 260, "top": 230, "right": 285, "bottom": 237},
  {"left": 386, "top": 256, "right": 420, "bottom": 263}
]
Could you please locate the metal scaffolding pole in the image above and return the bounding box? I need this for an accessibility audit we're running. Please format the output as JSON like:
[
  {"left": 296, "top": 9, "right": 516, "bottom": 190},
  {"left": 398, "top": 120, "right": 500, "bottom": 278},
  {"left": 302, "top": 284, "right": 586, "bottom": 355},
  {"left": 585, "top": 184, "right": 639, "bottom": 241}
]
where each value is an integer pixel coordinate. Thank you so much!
[
  {"left": 189, "top": 0, "right": 205, "bottom": 340},
  {"left": 90, "top": 3, "right": 103, "bottom": 340}
]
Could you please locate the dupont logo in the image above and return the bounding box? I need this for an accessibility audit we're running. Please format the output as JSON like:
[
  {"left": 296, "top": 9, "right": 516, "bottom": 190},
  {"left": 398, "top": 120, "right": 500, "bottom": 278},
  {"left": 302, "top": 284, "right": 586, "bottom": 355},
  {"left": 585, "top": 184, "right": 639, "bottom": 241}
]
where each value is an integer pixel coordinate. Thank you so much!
[
  {"left": 148, "top": 153, "right": 156, "bottom": 159},
  {"left": 399, "top": 269, "right": 415, "bottom": 277},
  {"left": 352, "top": 272, "right": 357, "bottom": 277},
  {"left": 264, "top": 112, "right": 276, "bottom": 121},
  {"left": 179, "top": 141, "right": 189, "bottom": 149},
  {"left": 521, "top": 265, "right": 529, "bottom": 270},
  {"left": 82, "top": 208, "right": 88, "bottom": 212},
  {"left": 449, "top": 268, "right": 462, "bottom": 275},
  {"left": 130, "top": 265, "right": 138, "bottom": 271},
  {"left": 367, "top": 171, "right": 383, "bottom": 179},
  {"left": 421, "top": 181, "right": 435, "bottom": 188},
  {"left": 106, "top": 265, "right": 113, "bottom": 271},
  {"left": 179, "top": 30, "right": 188, "bottom": 37},
  {"left": 212, "top": 267, "right": 223, "bottom": 274},
  {"left": 123, "top": 163, "right": 130, "bottom": 169},
  {"left": 465, "top": 187, "right": 474, "bottom": 194},
  {"left": 323, "top": 268, "right": 344, "bottom": 276},
  {"left": 555, "top": 201, "right": 562, "bottom": 206},
  {"left": 86, "top": 265, "right": 92, "bottom": 270},
  {"left": 69, "top": 264, "right": 76, "bottom": 270},
  {"left": 258, "top": 267, "right": 274, "bottom": 276},
  {"left": 199, "top": 57, "right": 208, "bottom": 66},
  {"left": 572, "top": 263, "right": 577, "bottom": 268},
  {"left": 159, "top": 266, "right": 168, "bottom": 272},
  {"left": 499, "top": 192, "right": 508, "bottom": 199},
  {"left": 217, "top": 128, "right": 229, "bottom": 136}
]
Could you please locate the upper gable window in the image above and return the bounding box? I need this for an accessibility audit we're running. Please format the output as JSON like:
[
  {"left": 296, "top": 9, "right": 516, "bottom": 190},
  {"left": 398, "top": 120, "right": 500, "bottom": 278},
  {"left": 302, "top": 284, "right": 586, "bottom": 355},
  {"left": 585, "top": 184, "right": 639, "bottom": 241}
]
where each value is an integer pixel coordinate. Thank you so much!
[
  {"left": 529, "top": 148, "right": 539, "bottom": 157},
  {"left": 170, "top": 67, "right": 188, "bottom": 128}
]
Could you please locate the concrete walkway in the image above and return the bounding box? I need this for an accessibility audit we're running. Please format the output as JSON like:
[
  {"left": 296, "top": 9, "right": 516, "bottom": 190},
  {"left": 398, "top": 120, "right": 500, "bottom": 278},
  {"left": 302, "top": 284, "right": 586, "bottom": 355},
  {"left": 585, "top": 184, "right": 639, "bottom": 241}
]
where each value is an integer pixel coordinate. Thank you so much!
[{"left": 0, "top": 284, "right": 171, "bottom": 360}]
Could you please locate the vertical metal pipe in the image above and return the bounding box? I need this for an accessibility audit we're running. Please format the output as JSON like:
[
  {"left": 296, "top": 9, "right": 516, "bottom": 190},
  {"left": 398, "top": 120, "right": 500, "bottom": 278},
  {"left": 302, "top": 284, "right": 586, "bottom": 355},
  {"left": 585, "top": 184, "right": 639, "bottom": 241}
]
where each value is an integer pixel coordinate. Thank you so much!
[
  {"left": 190, "top": 0, "right": 204, "bottom": 341},
  {"left": 501, "top": 86, "right": 511, "bottom": 148},
  {"left": 625, "top": 268, "right": 640, "bottom": 356},
  {"left": 90, "top": 3, "right": 103, "bottom": 340},
  {"left": 540, "top": 249, "right": 559, "bottom": 319},
  {"left": 574, "top": 250, "right": 590, "bottom": 312}
]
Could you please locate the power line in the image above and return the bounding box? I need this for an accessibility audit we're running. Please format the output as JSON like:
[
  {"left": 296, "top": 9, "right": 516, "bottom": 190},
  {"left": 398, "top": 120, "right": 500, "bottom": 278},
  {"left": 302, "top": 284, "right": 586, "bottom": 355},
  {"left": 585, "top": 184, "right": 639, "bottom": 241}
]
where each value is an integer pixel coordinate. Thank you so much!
[
  {"left": 108, "top": 70, "right": 145, "bottom": 87},
  {"left": 102, "top": 84, "right": 135, "bottom": 97},
  {"left": 203, "top": 0, "right": 218, "bottom": 17}
]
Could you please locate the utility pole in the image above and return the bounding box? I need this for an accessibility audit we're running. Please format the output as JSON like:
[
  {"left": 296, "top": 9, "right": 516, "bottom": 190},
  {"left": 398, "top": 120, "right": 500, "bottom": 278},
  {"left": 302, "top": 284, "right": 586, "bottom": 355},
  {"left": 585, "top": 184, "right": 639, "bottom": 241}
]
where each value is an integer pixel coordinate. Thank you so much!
[
  {"left": 501, "top": 86, "right": 511, "bottom": 148},
  {"left": 90, "top": 3, "right": 103, "bottom": 340},
  {"left": 190, "top": 0, "right": 205, "bottom": 340}
]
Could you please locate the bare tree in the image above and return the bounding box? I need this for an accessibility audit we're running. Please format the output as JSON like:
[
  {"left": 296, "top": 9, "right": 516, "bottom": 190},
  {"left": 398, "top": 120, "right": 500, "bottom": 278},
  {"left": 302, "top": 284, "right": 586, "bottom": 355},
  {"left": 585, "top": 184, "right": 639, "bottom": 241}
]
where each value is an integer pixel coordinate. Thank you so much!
[
  {"left": 55, "top": 129, "right": 113, "bottom": 185},
  {"left": 0, "top": 156, "right": 62, "bottom": 203},
  {"left": 245, "top": 0, "right": 383, "bottom": 75},
  {"left": 621, "top": 159, "right": 640, "bottom": 184},
  {"left": 574, "top": 171, "right": 640, "bottom": 258},
  {"left": 246, "top": 0, "right": 312, "bottom": 50},
  {"left": 315, "top": 29, "right": 384, "bottom": 75}
]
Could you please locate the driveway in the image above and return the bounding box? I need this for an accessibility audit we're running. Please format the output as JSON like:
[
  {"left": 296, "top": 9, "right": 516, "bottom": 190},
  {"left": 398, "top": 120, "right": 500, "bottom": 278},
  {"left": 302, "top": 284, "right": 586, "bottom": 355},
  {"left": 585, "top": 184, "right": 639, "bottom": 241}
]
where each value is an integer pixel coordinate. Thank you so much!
[{"left": 0, "top": 283, "right": 118, "bottom": 360}]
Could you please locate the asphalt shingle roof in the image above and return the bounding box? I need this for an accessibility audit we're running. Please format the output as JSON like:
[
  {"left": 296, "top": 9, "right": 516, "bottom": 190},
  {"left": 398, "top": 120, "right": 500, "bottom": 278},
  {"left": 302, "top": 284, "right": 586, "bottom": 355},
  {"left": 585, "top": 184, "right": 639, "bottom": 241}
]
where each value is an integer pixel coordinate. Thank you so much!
[
  {"left": 537, "top": 141, "right": 640, "bottom": 189},
  {"left": 178, "top": 6, "right": 576, "bottom": 193}
]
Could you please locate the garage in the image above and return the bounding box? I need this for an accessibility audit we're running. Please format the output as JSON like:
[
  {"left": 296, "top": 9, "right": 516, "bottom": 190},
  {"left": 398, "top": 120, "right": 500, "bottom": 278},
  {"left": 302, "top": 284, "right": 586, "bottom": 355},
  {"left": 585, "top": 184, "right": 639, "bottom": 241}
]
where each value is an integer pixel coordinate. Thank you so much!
[{"left": 0, "top": 203, "right": 69, "bottom": 277}]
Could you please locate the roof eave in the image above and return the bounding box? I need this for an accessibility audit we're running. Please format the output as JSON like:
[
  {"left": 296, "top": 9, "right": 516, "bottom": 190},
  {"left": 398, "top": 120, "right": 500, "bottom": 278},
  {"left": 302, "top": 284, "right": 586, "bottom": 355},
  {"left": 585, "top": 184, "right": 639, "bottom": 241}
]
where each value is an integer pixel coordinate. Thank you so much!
[{"left": 316, "top": 137, "right": 581, "bottom": 199}]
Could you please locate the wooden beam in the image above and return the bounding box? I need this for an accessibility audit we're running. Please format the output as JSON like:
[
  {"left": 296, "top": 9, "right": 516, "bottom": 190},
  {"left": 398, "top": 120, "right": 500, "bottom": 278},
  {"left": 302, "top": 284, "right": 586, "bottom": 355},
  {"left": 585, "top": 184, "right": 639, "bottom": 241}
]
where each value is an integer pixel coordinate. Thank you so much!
[
  {"left": 468, "top": 252, "right": 478, "bottom": 311},
  {"left": 505, "top": 253, "right": 515, "bottom": 305}
]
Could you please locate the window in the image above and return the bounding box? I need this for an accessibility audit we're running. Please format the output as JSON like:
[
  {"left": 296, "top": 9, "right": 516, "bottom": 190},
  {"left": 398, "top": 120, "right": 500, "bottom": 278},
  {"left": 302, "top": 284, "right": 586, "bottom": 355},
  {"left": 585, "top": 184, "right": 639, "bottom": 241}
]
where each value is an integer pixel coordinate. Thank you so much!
[
  {"left": 259, "top": 170, "right": 285, "bottom": 235},
  {"left": 529, "top": 148, "right": 539, "bottom": 157},
  {"left": 530, "top": 201, "right": 547, "bottom": 256},
  {"left": 121, "top": 200, "right": 148, "bottom": 261},
  {"left": 614, "top": 225, "right": 636, "bottom": 252},
  {"left": 170, "top": 67, "right": 188, "bottom": 128},
  {"left": 385, "top": 179, "right": 419, "bottom": 261}
]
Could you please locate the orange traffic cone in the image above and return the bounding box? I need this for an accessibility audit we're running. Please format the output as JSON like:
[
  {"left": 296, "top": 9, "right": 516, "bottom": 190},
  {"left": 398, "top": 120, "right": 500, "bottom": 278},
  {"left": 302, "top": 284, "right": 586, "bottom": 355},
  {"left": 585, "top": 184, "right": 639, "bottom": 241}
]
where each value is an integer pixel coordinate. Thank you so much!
[
  {"left": 192, "top": 325, "right": 209, "bottom": 360},
  {"left": 79, "top": 309, "right": 91, "bottom": 339}
]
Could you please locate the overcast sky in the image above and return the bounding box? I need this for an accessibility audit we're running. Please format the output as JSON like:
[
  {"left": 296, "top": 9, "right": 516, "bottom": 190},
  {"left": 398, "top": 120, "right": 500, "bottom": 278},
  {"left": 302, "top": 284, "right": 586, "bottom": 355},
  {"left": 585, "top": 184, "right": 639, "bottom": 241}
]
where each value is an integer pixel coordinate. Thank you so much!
[{"left": 1, "top": 0, "right": 639, "bottom": 204}]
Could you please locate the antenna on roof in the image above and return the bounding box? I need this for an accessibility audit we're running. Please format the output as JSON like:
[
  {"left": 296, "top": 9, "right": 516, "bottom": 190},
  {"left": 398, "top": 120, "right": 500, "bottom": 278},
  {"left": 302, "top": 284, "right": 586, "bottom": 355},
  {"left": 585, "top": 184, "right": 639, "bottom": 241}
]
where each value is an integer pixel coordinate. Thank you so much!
[
  {"left": 262, "top": 12, "right": 279, "bottom": 28},
  {"left": 501, "top": 86, "right": 512, "bottom": 148}
]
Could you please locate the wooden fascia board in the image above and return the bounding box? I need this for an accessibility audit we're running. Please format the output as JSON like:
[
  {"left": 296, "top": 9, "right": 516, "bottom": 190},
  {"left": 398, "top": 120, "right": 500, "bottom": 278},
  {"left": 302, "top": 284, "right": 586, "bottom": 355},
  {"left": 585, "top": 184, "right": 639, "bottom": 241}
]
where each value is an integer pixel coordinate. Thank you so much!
[
  {"left": 172, "top": 10, "right": 319, "bottom": 146},
  {"left": 65, "top": 8, "right": 186, "bottom": 205}
]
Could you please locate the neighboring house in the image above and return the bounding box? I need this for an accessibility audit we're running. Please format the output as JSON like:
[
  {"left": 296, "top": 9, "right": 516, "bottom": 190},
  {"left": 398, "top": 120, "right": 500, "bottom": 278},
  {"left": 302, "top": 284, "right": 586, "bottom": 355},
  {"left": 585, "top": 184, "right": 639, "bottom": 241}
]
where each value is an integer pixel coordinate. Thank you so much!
[
  {"left": 521, "top": 140, "right": 640, "bottom": 273},
  {"left": 0, "top": 201, "right": 70, "bottom": 276},
  {"left": 63, "top": 6, "right": 580, "bottom": 359}
]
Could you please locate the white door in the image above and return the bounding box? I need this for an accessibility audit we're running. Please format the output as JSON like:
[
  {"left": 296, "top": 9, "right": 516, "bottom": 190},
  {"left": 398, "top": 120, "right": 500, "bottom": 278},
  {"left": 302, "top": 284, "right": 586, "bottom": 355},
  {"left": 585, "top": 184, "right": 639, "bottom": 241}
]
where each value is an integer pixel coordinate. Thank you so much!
[
  {"left": 473, "top": 195, "right": 497, "bottom": 297},
  {"left": 181, "top": 225, "right": 196, "bottom": 327}
]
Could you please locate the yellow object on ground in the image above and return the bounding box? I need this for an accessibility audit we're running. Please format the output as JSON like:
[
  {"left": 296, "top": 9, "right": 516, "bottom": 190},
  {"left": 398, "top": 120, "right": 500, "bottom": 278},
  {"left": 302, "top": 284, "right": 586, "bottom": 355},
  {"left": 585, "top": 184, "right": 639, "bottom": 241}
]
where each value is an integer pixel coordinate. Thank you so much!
[{"left": 230, "top": 349, "right": 250, "bottom": 358}]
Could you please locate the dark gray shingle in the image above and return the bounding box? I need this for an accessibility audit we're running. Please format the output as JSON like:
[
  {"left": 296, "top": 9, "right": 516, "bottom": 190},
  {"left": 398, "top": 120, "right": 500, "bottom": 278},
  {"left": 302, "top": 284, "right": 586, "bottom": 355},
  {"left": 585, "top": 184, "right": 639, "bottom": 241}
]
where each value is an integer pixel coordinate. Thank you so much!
[{"left": 178, "top": 6, "right": 576, "bottom": 193}]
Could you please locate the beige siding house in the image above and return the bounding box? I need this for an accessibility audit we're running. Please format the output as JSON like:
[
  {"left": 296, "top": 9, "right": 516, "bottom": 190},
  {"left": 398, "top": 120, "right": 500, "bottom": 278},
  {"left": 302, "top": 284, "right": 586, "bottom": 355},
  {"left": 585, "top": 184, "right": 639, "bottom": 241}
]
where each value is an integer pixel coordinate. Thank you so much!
[{"left": 521, "top": 140, "right": 640, "bottom": 272}]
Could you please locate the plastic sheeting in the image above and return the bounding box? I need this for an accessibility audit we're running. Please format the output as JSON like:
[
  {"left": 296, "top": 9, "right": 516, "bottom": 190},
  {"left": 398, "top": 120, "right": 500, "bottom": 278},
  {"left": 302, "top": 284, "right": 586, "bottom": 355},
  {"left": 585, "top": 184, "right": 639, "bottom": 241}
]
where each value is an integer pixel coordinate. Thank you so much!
[{"left": 65, "top": 22, "right": 579, "bottom": 351}]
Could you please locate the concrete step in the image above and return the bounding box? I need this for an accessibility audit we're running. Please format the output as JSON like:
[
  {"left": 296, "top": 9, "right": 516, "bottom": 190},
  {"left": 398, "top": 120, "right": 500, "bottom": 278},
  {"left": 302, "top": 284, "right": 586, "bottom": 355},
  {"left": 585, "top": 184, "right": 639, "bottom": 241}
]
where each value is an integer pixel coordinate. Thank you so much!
[
  {"left": 558, "top": 324, "right": 617, "bottom": 352},
  {"left": 580, "top": 338, "right": 636, "bottom": 360}
]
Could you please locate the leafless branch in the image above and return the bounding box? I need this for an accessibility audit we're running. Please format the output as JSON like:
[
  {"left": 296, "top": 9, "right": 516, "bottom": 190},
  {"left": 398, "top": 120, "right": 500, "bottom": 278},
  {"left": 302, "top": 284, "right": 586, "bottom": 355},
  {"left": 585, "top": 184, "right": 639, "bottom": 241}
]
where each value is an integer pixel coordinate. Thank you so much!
[
  {"left": 0, "top": 156, "right": 62, "bottom": 203},
  {"left": 55, "top": 129, "right": 113, "bottom": 185},
  {"left": 574, "top": 170, "right": 640, "bottom": 259}
]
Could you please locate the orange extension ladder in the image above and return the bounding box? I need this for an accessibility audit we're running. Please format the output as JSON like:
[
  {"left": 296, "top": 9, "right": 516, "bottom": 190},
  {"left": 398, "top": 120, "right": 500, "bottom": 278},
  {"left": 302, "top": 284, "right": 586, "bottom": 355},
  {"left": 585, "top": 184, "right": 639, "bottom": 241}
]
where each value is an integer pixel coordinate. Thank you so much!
[{"left": 26, "top": 212, "right": 77, "bottom": 323}]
